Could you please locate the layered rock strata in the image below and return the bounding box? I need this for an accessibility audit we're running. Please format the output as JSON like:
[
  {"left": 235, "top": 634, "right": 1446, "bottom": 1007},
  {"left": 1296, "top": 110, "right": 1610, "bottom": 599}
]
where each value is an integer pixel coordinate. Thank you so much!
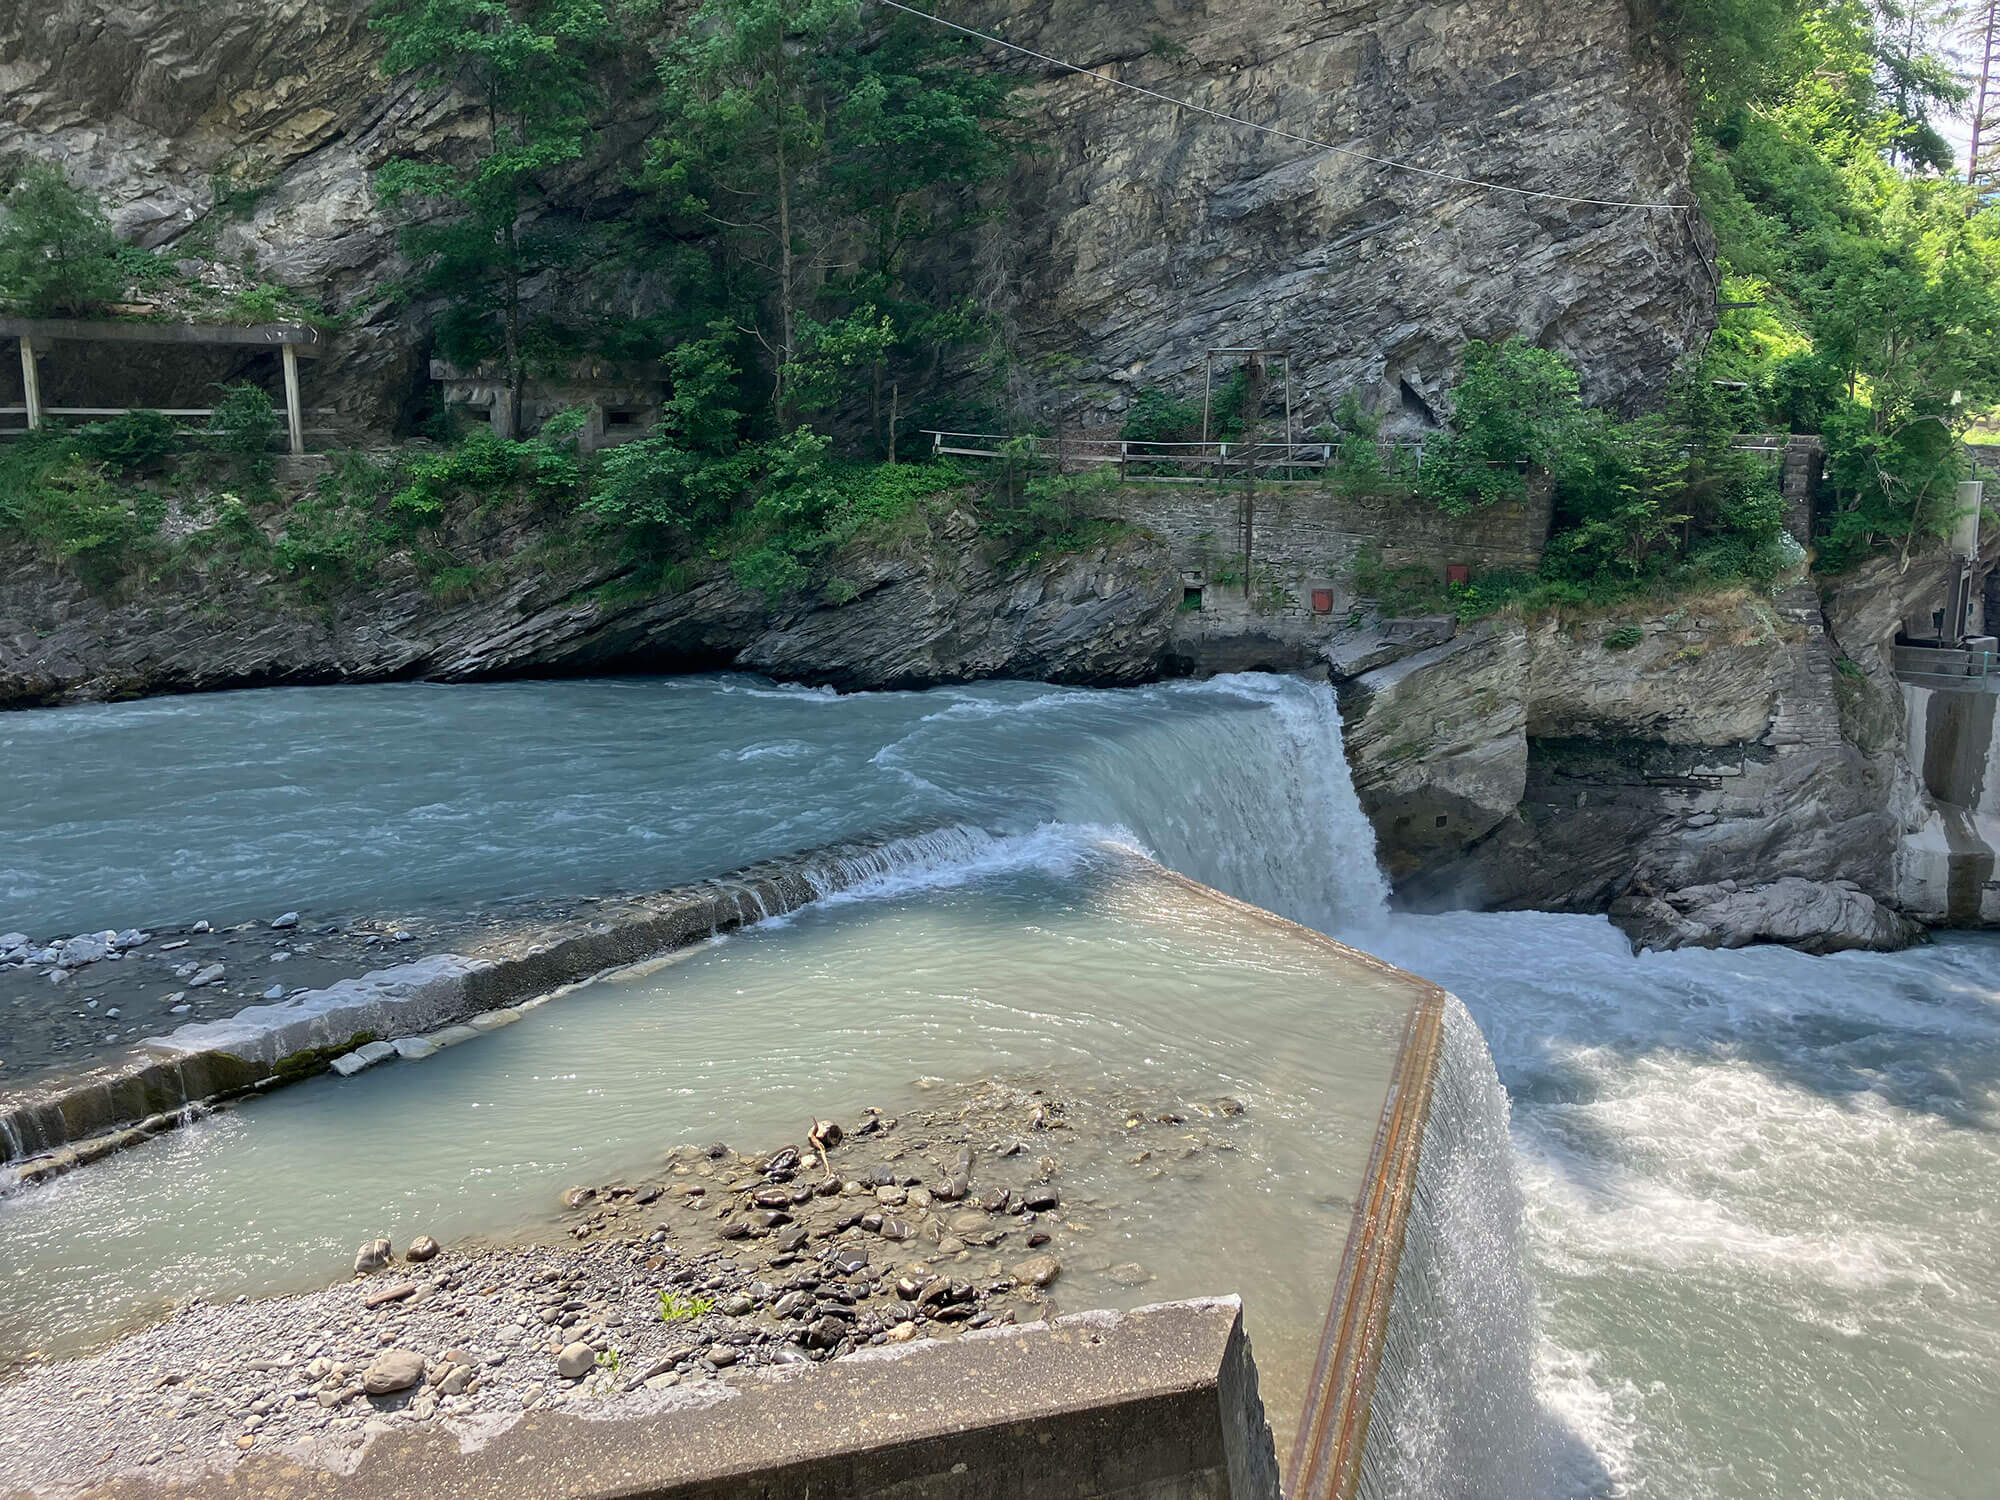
[
  {"left": 0, "top": 507, "right": 1178, "bottom": 706},
  {"left": 0, "top": 0, "right": 1713, "bottom": 429}
]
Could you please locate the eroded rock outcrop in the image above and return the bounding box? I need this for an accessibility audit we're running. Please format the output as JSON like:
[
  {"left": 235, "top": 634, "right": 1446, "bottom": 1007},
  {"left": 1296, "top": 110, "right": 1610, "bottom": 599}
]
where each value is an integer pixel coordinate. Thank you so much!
[
  {"left": 0, "top": 507, "right": 1178, "bottom": 705},
  {"left": 1609, "top": 877, "right": 1923, "bottom": 955},
  {"left": 1338, "top": 624, "right": 1527, "bottom": 887},
  {"left": 1339, "top": 587, "right": 1906, "bottom": 929}
]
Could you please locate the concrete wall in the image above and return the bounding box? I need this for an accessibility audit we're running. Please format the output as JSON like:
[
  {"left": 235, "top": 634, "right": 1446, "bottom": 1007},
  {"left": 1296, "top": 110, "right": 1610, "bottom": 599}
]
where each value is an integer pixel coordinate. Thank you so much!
[
  {"left": 1083, "top": 480, "right": 1552, "bottom": 671},
  {"left": 1898, "top": 684, "right": 2000, "bottom": 925},
  {"left": 70, "top": 1300, "right": 1280, "bottom": 1500}
]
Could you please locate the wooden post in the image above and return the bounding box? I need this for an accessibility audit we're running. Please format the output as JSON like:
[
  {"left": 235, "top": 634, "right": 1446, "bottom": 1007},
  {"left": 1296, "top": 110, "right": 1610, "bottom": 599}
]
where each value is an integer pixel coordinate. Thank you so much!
[
  {"left": 281, "top": 341, "right": 305, "bottom": 456},
  {"left": 19, "top": 338, "right": 42, "bottom": 431}
]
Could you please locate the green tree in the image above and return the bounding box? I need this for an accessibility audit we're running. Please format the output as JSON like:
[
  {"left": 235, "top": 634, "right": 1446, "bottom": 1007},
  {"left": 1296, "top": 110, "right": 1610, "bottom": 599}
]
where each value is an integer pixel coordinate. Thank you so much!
[
  {"left": 647, "top": 0, "right": 1016, "bottom": 434},
  {"left": 0, "top": 164, "right": 123, "bottom": 317},
  {"left": 1417, "top": 340, "right": 1583, "bottom": 514},
  {"left": 1677, "top": 0, "right": 2000, "bottom": 568},
  {"left": 369, "top": 0, "right": 609, "bottom": 436}
]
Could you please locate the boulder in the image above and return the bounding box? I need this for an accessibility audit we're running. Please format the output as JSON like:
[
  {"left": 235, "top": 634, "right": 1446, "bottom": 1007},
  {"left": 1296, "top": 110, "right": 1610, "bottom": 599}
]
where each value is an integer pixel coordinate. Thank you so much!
[
  {"left": 1610, "top": 877, "right": 1923, "bottom": 956},
  {"left": 1013, "top": 1255, "right": 1062, "bottom": 1288},
  {"left": 1338, "top": 625, "right": 1530, "bottom": 887},
  {"left": 55, "top": 933, "right": 115, "bottom": 968},
  {"left": 360, "top": 1348, "right": 424, "bottom": 1396}
]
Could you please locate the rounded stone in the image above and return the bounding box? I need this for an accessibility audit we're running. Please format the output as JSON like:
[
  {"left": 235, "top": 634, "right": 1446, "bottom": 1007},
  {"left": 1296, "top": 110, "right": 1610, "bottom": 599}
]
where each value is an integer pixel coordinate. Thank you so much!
[
  {"left": 405, "top": 1235, "right": 441, "bottom": 1264},
  {"left": 1013, "top": 1254, "right": 1062, "bottom": 1288},
  {"left": 360, "top": 1348, "right": 425, "bottom": 1396},
  {"left": 555, "top": 1342, "right": 596, "bottom": 1379}
]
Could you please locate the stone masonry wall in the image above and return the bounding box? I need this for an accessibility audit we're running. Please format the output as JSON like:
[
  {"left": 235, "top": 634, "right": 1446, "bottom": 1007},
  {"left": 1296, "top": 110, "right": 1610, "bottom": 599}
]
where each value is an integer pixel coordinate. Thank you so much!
[{"left": 1083, "top": 479, "right": 1552, "bottom": 667}]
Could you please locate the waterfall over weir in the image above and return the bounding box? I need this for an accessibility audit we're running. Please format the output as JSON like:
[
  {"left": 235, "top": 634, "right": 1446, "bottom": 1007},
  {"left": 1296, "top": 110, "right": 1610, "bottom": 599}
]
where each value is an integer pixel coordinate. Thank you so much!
[
  {"left": 1350, "top": 999, "right": 1551, "bottom": 1498},
  {"left": 1, "top": 671, "right": 1552, "bottom": 1493}
]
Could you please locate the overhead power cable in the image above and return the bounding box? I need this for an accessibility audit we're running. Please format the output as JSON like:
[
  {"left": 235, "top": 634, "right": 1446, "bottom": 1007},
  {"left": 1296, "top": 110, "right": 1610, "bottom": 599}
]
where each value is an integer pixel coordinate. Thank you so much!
[{"left": 878, "top": 0, "right": 1694, "bottom": 213}]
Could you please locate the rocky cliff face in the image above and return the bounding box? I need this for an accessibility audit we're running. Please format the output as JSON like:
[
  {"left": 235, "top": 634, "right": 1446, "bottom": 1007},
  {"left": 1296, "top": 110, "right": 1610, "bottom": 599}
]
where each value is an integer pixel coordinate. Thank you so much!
[
  {"left": 1341, "top": 585, "right": 1903, "bottom": 914},
  {"left": 1339, "top": 541, "right": 2000, "bottom": 935},
  {"left": 0, "top": 0, "right": 1713, "bottom": 431},
  {"left": 979, "top": 0, "right": 1712, "bottom": 424},
  {"left": 0, "top": 507, "right": 1179, "bottom": 705}
]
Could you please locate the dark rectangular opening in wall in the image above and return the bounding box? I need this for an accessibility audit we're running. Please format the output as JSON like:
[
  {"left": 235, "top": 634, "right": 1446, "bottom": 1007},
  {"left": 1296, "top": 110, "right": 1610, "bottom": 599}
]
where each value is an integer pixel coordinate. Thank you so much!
[
  {"left": 605, "top": 408, "right": 639, "bottom": 430},
  {"left": 1183, "top": 586, "right": 1203, "bottom": 611}
]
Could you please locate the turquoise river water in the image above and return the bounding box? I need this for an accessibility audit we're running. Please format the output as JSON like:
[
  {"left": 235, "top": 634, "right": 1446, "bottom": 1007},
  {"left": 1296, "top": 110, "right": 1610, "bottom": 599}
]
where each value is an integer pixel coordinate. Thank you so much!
[{"left": 2, "top": 673, "right": 1996, "bottom": 1498}]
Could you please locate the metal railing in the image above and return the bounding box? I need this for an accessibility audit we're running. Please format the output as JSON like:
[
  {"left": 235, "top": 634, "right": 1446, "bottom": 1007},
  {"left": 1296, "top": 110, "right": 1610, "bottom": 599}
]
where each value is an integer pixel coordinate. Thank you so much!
[
  {"left": 1892, "top": 644, "right": 2000, "bottom": 692},
  {"left": 922, "top": 430, "right": 1428, "bottom": 483}
]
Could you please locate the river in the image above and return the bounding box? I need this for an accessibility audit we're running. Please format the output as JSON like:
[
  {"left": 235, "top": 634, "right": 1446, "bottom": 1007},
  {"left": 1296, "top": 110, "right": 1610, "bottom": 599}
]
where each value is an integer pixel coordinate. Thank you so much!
[{"left": 3, "top": 673, "right": 1996, "bottom": 1497}]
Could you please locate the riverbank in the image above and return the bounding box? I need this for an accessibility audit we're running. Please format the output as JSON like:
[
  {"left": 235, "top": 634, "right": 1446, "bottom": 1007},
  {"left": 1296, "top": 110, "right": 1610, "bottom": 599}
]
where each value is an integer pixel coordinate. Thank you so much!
[
  {"left": 0, "top": 898, "right": 603, "bottom": 1082},
  {"left": 0, "top": 1078, "right": 1252, "bottom": 1493}
]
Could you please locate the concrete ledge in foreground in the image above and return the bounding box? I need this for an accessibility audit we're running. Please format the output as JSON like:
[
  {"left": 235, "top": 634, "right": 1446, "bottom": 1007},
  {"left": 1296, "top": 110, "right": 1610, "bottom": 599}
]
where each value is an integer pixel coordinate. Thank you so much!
[{"left": 64, "top": 1299, "right": 1279, "bottom": 1500}]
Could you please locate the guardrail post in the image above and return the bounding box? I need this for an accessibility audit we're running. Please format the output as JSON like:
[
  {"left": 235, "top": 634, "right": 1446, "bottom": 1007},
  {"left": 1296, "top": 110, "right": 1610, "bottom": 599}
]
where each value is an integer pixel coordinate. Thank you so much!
[
  {"left": 280, "top": 341, "right": 305, "bottom": 456},
  {"left": 18, "top": 337, "right": 42, "bottom": 431}
]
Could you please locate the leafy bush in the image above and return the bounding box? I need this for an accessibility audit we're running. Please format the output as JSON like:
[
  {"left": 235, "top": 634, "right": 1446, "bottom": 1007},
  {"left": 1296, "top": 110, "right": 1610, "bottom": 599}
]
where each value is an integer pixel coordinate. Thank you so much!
[
  {"left": 1417, "top": 340, "right": 1578, "bottom": 515},
  {"left": 1120, "top": 387, "right": 1204, "bottom": 444},
  {"left": 1604, "top": 624, "right": 1645, "bottom": 651},
  {"left": 75, "top": 410, "right": 180, "bottom": 473},
  {"left": 207, "top": 385, "right": 283, "bottom": 456},
  {"left": 388, "top": 422, "right": 583, "bottom": 533},
  {"left": 0, "top": 164, "right": 123, "bottom": 316},
  {"left": 224, "top": 285, "right": 290, "bottom": 324},
  {"left": 12, "top": 457, "right": 158, "bottom": 574}
]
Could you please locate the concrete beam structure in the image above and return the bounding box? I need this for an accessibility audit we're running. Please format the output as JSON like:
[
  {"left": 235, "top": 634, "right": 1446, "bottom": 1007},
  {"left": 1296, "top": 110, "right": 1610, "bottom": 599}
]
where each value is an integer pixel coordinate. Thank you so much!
[{"left": 0, "top": 316, "right": 324, "bottom": 455}]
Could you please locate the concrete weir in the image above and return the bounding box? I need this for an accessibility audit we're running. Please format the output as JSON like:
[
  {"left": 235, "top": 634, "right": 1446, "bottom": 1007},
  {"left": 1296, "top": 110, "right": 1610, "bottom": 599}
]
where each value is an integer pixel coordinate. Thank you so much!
[
  {"left": 1, "top": 838, "right": 1483, "bottom": 1500},
  {"left": 0, "top": 828, "right": 977, "bottom": 1183}
]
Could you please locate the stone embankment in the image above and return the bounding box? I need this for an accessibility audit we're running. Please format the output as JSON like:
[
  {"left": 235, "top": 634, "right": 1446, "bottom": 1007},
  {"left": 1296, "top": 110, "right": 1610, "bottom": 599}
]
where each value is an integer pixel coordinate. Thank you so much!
[
  {"left": 0, "top": 901, "right": 580, "bottom": 1080},
  {"left": 0, "top": 1081, "right": 1255, "bottom": 1496},
  {"left": 0, "top": 829, "right": 977, "bottom": 1179}
]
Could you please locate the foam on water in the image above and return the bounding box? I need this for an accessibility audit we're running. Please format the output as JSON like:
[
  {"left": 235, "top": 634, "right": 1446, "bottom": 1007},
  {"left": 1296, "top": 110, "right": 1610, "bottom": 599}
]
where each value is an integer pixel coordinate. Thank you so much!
[{"left": 1369, "top": 913, "right": 2000, "bottom": 1499}]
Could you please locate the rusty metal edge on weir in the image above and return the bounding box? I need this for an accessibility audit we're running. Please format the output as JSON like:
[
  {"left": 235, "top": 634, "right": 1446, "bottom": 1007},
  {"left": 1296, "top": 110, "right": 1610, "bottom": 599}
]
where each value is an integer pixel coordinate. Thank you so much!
[{"left": 1287, "top": 980, "right": 1449, "bottom": 1500}]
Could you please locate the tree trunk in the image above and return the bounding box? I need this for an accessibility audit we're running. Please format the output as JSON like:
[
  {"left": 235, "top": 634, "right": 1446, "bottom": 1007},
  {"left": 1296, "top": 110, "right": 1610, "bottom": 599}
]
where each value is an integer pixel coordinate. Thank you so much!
[
  {"left": 773, "top": 46, "right": 796, "bottom": 429},
  {"left": 504, "top": 215, "right": 523, "bottom": 440}
]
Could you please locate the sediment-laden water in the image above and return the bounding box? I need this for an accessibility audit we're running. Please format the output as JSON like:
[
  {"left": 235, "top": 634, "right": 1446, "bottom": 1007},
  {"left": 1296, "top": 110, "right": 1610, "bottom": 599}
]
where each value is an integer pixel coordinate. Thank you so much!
[
  {"left": 0, "top": 850, "right": 1413, "bottom": 1440},
  {"left": 5, "top": 672, "right": 1998, "bottom": 1497}
]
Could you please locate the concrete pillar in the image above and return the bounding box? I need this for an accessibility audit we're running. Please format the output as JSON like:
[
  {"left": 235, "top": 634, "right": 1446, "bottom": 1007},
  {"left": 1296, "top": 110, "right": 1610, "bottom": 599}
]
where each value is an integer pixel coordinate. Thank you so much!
[
  {"left": 18, "top": 337, "right": 42, "bottom": 431},
  {"left": 280, "top": 341, "right": 304, "bottom": 456}
]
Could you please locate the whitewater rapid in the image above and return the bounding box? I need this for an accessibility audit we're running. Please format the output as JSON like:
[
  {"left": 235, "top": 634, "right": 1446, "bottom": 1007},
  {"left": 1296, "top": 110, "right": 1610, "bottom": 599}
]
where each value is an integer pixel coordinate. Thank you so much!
[{"left": 6, "top": 671, "right": 1997, "bottom": 1496}]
